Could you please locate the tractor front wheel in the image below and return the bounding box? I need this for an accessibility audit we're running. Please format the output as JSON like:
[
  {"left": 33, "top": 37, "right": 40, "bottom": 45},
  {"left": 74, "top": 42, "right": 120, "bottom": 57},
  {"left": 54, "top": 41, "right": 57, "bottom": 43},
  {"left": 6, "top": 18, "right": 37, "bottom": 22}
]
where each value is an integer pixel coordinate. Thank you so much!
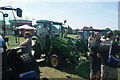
[{"left": 49, "top": 54, "right": 60, "bottom": 68}]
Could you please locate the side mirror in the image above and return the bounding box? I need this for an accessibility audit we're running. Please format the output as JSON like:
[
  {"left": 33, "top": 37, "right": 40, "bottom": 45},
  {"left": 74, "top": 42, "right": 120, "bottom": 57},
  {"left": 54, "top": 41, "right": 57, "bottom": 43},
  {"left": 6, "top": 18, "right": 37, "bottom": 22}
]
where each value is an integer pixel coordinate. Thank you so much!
[
  {"left": 16, "top": 8, "right": 22, "bottom": 17},
  {"left": 3, "top": 14, "right": 8, "bottom": 17}
]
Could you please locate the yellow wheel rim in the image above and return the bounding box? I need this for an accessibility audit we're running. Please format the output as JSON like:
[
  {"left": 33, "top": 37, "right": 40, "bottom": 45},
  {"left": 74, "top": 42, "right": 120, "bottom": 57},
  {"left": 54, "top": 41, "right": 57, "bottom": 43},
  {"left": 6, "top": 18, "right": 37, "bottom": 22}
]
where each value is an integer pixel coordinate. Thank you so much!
[{"left": 51, "top": 57, "right": 58, "bottom": 67}]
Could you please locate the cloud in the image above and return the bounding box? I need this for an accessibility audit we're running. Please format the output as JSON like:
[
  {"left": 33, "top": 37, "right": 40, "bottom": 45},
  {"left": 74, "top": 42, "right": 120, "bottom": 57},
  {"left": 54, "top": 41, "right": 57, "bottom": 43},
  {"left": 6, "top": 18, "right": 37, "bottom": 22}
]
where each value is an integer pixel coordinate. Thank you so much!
[
  {"left": 1, "top": 0, "right": 120, "bottom": 3},
  {"left": 0, "top": 1, "right": 118, "bottom": 30}
]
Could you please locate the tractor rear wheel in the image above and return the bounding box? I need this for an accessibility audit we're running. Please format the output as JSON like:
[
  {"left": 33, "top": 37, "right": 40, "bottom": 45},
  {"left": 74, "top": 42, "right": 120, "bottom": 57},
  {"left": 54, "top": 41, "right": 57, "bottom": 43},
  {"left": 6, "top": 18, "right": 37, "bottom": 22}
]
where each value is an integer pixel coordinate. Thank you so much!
[
  {"left": 9, "top": 52, "right": 39, "bottom": 72},
  {"left": 7, "top": 52, "right": 40, "bottom": 79}
]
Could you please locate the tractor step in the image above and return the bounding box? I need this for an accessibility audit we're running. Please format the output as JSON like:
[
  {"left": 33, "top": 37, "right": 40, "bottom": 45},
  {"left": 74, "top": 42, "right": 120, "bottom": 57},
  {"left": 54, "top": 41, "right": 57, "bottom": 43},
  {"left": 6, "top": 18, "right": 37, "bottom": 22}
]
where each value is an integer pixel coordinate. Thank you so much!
[{"left": 36, "top": 58, "right": 45, "bottom": 63}]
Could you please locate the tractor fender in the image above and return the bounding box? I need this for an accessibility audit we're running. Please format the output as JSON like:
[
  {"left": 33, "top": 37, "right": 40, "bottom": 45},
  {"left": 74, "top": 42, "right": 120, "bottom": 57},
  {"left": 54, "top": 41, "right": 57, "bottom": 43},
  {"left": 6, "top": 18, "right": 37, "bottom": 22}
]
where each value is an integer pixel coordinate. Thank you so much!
[
  {"left": 32, "top": 36, "right": 39, "bottom": 41},
  {"left": 32, "top": 36, "right": 43, "bottom": 50}
]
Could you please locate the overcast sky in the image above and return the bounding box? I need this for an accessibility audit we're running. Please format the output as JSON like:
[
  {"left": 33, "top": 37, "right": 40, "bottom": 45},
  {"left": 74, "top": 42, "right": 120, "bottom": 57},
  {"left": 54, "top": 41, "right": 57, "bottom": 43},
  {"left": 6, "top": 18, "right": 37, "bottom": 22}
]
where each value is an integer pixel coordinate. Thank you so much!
[{"left": 0, "top": 0, "right": 120, "bottom": 30}]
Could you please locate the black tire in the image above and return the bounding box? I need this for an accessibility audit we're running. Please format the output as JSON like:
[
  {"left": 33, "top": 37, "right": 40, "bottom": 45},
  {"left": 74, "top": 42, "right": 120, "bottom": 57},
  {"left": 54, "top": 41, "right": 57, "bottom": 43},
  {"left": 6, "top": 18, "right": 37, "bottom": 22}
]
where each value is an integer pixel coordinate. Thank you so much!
[
  {"left": 7, "top": 52, "right": 40, "bottom": 79},
  {"left": 49, "top": 54, "right": 61, "bottom": 68}
]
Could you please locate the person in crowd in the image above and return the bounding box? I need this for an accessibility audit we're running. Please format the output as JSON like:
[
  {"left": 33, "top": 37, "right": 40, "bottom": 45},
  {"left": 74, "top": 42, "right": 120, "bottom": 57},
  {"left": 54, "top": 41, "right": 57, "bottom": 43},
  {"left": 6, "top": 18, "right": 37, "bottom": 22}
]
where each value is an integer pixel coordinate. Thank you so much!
[
  {"left": 115, "top": 35, "right": 119, "bottom": 42},
  {"left": 88, "top": 35, "right": 94, "bottom": 48},
  {"left": 0, "top": 31, "right": 6, "bottom": 52},
  {"left": 89, "top": 32, "right": 102, "bottom": 80},
  {"left": 0, "top": 31, "right": 6, "bottom": 79},
  {"left": 101, "top": 36, "right": 106, "bottom": 42},
  {"left": 19, "top": 32, "right": 32, "bottom": 55},
  {"left": 97, "top": 31, "right": 120, "bottom": 80}
]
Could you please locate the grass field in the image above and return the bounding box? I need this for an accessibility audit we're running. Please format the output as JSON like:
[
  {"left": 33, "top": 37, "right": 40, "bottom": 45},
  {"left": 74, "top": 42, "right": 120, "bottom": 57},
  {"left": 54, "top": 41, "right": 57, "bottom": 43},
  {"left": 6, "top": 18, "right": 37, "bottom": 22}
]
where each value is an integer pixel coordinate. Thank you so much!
[
  {"left": 39, "top": 61, "right": 85, "bottom": 79},
  {"left": 6, "top": 35, "right": 25, "bottom": 48},
  {"left": 6, "top": 34, "right": 120, "bottom": 80},
  {"left": 67, "top": 34, "right": 77, "bottom": 39}
]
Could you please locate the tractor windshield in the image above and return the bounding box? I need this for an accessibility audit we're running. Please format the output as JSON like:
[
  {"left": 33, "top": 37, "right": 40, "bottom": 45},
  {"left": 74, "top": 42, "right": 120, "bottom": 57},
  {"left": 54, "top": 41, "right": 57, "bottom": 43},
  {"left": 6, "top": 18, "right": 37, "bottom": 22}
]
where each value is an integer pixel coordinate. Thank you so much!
[{"left": 51, "top": 24, "right": 61, "bottom": 35}]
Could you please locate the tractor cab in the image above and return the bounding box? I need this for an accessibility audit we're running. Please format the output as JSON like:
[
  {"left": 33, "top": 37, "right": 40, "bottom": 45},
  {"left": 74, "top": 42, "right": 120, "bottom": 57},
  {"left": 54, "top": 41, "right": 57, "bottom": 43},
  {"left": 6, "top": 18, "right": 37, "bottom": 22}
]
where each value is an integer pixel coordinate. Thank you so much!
[
  {"left": 36, "top": 20, "right": 63, "bottom": 37},
  {"left": 34, "top": 20, "right": 66, "bottom": 52},
  {"left": 80, "top": 28, "right": 111, "bottom": 39}
]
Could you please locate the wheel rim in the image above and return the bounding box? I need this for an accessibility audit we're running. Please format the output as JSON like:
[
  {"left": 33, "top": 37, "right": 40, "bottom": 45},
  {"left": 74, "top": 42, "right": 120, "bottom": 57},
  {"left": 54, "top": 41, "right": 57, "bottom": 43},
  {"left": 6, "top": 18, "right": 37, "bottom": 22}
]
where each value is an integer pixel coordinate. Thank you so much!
[{"left": 51, "top": 57, "right": 58, "bottom": 67}]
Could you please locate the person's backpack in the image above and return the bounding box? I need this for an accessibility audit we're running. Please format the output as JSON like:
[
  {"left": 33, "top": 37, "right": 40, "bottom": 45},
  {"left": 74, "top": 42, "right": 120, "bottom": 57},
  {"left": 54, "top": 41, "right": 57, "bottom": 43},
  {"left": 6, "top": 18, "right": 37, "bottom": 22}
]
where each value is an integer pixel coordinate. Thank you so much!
[{"left": 107, "top": 41, "right": 120, "bottom": 68}]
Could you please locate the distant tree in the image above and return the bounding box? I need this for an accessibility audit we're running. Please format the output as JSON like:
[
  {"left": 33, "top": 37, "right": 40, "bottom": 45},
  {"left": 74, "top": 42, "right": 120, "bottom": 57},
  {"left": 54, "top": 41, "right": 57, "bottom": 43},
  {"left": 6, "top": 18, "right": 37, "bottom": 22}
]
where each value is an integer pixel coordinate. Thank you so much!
[
  {"left": 74, "top": 29, "right": 79, "bottom": 34},
  {"left": 105, "top": 28, "right": 111, "bottom": 31},
  {"left": 90, "top": 26, "right": 93, "bottom": 29},
  {"left": 67, "top": 25, "right": 73, "bottom": 34},
  {"left": 113, "top": 30, "right": 120, "bottom": 42},
  {"left": 113, "top": 30, "right": 120, "bottom": 36}
]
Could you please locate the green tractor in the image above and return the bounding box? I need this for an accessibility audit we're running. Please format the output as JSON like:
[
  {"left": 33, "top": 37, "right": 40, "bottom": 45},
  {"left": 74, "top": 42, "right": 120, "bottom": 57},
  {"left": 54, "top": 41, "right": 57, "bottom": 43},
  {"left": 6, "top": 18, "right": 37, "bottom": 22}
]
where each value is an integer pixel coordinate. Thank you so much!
[{"left": 32, "top": 20, "right": 90, "bottom": 78}]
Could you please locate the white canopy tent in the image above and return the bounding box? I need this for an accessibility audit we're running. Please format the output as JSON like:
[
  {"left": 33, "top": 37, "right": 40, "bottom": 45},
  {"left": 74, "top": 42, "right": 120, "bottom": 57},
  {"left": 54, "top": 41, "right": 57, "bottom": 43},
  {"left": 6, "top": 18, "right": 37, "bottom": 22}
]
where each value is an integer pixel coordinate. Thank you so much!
[
  {"left": 17, "top": 24, "right": 36, "bottom": 30},
  {"left": 16, "top": 24, "right": 36, "bottom": 36}
]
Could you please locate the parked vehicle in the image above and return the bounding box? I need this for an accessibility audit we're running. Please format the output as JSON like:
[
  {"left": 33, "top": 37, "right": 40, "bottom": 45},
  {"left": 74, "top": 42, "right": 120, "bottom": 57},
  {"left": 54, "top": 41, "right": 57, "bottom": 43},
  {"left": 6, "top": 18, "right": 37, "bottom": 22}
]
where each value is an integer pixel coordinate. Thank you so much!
[{"left": 32, "top": 20, "right": 90, "bottom": 78}]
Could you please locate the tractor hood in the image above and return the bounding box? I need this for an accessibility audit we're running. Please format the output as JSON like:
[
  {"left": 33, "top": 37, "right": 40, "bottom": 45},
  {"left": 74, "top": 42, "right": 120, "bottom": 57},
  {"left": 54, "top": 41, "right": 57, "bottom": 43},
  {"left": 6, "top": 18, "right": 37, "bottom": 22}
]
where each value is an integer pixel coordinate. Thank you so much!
[{"left": 52, "top": 36, "right": 76, "bottom": 45}]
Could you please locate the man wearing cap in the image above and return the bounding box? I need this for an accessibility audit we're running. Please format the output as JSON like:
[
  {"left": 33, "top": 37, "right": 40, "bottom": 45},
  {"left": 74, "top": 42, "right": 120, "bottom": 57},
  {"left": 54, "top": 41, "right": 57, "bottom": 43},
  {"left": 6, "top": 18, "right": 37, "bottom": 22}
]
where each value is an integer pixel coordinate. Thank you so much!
[
  {"left": 97, "top": 31, "right": 120, "bottom": 80},
  {"left": 89, "top": 32, "right": 102, "bottom": 80},
  {"left": 19, "top": 32, "right": 32, "bottom": 55}
]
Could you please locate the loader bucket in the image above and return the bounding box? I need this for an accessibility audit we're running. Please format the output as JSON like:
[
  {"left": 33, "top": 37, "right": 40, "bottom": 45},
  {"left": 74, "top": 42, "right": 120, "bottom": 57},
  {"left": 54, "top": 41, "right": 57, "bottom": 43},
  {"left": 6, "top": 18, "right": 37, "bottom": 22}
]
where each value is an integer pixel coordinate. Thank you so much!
[{"left": 75, "top": 60, "right": 90, "bottom": 79}]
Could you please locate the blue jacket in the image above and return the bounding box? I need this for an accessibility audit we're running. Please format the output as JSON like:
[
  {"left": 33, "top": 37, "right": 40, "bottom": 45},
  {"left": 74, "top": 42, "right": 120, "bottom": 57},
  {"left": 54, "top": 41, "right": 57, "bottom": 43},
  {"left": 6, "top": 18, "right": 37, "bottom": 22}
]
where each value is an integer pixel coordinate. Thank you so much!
[{"left": 0, "top": 35, "right": 6, "bottom": 47}]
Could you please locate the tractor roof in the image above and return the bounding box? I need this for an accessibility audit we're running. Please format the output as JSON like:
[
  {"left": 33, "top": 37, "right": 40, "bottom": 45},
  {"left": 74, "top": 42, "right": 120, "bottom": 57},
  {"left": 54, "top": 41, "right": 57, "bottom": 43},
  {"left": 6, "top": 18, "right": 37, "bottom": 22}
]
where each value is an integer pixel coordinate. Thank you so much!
[
  {"left": 81, "top": 28, "right": 111, "bottom": 31},
  {"left": 36, "top": 20, "right": 62, "bottom": 25},
  {"left": 36, "top": 20, "right": 52, "bottom": 23},
  {"left": 9, "top": 19, "right": 32, "bottom": 22}
]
